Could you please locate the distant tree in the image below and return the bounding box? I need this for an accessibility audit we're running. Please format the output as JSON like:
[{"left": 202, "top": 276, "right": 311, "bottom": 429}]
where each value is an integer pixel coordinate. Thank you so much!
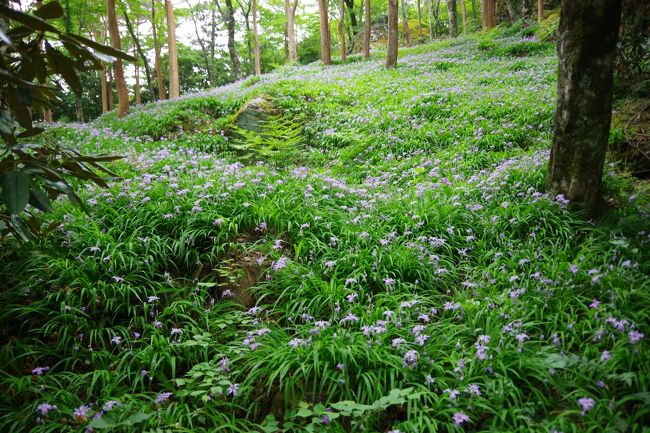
[
  {"left": 362, "top": 0, "right": 370, "bottom": 58},
  {"left": 547, "top": 0, "right": 622, "bottom": 215},
  {"left": 317, "top": 0, "right": 331, "bottom": 64},
  {"left": 151, "top": 0, "right": 166, "bottom": 99},
  {"left": 216, "top": 0, "right": 242, "bottom": 79},
  {"left": 164, "top": 0, "right": 179, "bottom": 97},
  {"left": 417, "top": 0, "right": 422, "bottom": 33},
  {"left": 448, "top": 0, "right": 457, "bottom": 36},
  {"left": 386, "top": 0, "right": 398, "bottom": 68},
  {"left": 460, "top": 0, "right": 467, "bottom": 32},
  {"left": 521, "top": 0, "right": 532, "bottom": 23},
  {"left": 401, "top": 0, "right": 412, "bottom": 46},
  {"left": 537, "top": 0, "right": 543, "bottom": 22},
  {"left": 106, "top": 0, "right": 128, "bottom": 116}
]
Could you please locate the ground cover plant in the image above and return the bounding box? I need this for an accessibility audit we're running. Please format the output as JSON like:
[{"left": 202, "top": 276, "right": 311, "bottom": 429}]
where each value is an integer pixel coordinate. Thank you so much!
[{"left": 1, "top": 35, "right": 649, "bottom": 433}]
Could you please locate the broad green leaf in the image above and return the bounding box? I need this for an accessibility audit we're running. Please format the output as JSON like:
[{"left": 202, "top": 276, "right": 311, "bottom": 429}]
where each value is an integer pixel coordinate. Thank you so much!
[
  {"left": 3, "top": 169, "right": 30, "bottom": 214},
  {"left": 28, "top": 183, "right": 53, "bottom": 212}
]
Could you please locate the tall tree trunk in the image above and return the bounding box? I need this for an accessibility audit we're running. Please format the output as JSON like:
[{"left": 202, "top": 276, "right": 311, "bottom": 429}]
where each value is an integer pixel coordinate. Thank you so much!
[
  {"left": 471, "top": 0, "right": 476, "bottom": 20},
  {"left": 504, "top": 0, "right": 518, "bottom": 22},
  {"left": 428, "top": 0, "right": 434, "bottom": 40},
  {"left": 402, "top": 0, "right": 412, "bottom": 46},
  {"left": 220, "top": 0, "right": 243, "bottom": 79},
  {"left": 481, "top": 0, "right": 487, "bottom": 29},
  {"left": 318, "top": 0, "right": 332, "bottom": 64},
  {"left": 187, "top": 1, "right": 216, "bottom": 84},
  {"left": 537, "top": 0, "right": 543, "bottom": 22},
  {"left": 339, "top": 0, "right": 346, "bottom": 62},
  {"left": 151, "top": 0, "right": 166, "bottom": 99},
  {"left": 417, "top": 0, "right": 422, "bottom": 34},
  {"left": 286, "top": 0, "right": 298, "bottom": 62},
  {"left": 252, "top": 0, "right": 261, "bottom": 75},
  {"left": 123, "top": 12, "right": 156, "bottom": 101},
  {"left": 107, "top": 66, "right": 114, "bottom": 111},
  {"left": 547, "top": 0, "right": 622, "bottom": 216},
  {"left": 386, "top": 0, "right": 399, "bottom": 68},
  {"left": 106, "top": 0, "right": 128, "bottom": 117},
  {"left": 448, "top": 0, "right": 457, "bottom": 36},
  {"left": 362, "top": 0, "right": 371, "bottom": 58},
  {"left": 164, "top": 0, "right": 180, "bottom": 98},
  {"left": 36, "top": 1, "right": 53, "bottom": 123},
  {"left": 461, "top": 0, "right": 467, "bottom": 31}
]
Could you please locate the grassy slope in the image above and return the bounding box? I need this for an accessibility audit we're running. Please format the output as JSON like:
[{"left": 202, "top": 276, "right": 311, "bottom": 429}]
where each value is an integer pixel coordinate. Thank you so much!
[{"left": 1, "top": 36, "right": 649, "bottom": 433}]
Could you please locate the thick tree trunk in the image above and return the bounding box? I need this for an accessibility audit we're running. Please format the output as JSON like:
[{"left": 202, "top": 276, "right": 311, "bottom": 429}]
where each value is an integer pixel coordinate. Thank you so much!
[
  {"left": 252, "top": 0, "right": 261, "bottom": 75},
  {"left": 286, "top": 0, "right": 298, "bottom": 62},
  {"left": 482, "top": 0, "right": 495, "bottom": 29},
  {"left": 481, "top": 0, "right": 487, "bottom": 30},
  {"left": 339, "top": 0, "right": 346, "bottom": 62},
  {"left": 151, "top": 0, "right": 166, "bottom": 100},
  {"left": 106, "top": 0, "right": 128, "bottom": 117},
  {"left": 164, "top": 0, "right": 180, "bottom": 98},
  {"left": 318, "top": 0, "right": 332, "bottom": 64},
  {"left": 363, "top": 0, "right": 371, "bottom": 58},
  {"left": 386, "top": 0, "right": 399, "bottom": 68},
  {"left": 537, "top": 0, "right": 543, "bottom": 22},
  {"left": 401, "top": 0, "right": 412, "bottom": 46},
  {"left": 448, "top": 0, "right": 457, "bottom": 36},
  {"left": 547, "top": 0, "right": 622, "bottom": 216},
  {"left": 123, "top": 12, "right": 156, "bottom": 101},
  {"left": 461, "top": 0, "right": 467, "bottom": 32}
]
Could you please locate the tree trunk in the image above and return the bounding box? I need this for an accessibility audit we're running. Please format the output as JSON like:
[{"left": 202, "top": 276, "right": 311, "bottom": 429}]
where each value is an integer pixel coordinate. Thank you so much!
[
  {"left": 221, "top": 0, "right": 243, "bottom": 79},
  {"left": 287, "top": 0, "right": 298, "bottom": 62},
  {"left": 448, "top": 0, "right": 457, "bottom": 36},
  {"left": 363, "top": 0, "right": 371, "bottom": 58},
  {"left": 339, "top": 0, "right": 346, "bottom": 62},
  {"left": 107, "top": 66, "right": 114, "bottom": 111},
  {"left": 547, "top": 0, "right": 622, "bottom": 216},
  {"left": 386, "top": 0, "right": 399, "bottom": 68},
  {"left": 401, "top": 0, "right": 412, "bottom": 46},
  {"left": 106, "top": 0, "right": 128, "bottom": 117},
  {"left": 344, "top": 0, "right": 357, "bottom": 31},
  {"left": 428, "top": 0, "right": 434, "bottom": 39},
  {"left": 252, "top": 0, "right": 261, "bottom": 75},
  {"left": 36, "top": 1, "right": 53, "bottom": 123},
  {"left": 461, "top": 0, "right": 467, "bottom": 32},
  {"left": 151, "top": 0, "right": 166, "bottom": 100},
  {"left": 471, "top": 0, "right": 476, "bottom": 20},
  {"left": 164, "top": 0, "right": 180, "bottom": 98},
  {"left": 318, "top": 0, "right": 332, "bottom": 64},
  {"left": 417, "top": 0, "right": 422, "bottom": 34},
  {"left": 100, "top": 65, "right": 108, "bottom": 114},
  {"left": 537, "top": 0, "right": 543, "bottom": 22},
  {"left": 123, "top": 12, "right": 156, "bottom": 101},
  {"left": 187, "top": 2, "right": 216, "bottom": 84}
]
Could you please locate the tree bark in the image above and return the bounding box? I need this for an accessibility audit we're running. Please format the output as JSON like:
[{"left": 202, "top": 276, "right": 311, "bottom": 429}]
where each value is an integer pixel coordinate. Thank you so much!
[
  {"left": 100, "top": 64, "right": 108, "bottom": 114},
  {"left": 504, "top": 0, "right": 519, "bottom": 22},
  {"left": 318, "top": 0, "right": 332, "bottom": 64},
  {"left": 417, "top": 0, "right": 422, "bottom": 34},
  {"left": 164, "top": 0, "right": 180, "bottom": 98},
  {"left": 123, "top": 12, "right": 156, "bottom": 101},
  {"left": 187, "top": 1, "right": 216, "bottom": 84},
  {"left": 343, "top": 0, "right": 357, "bottom": 31},
  {"left": 537, "top": 0, "right": 543, "bottom": 23},
  {"left": 386, "top": 0, "right": 399, "bottom": 68},
  {"left": 401, "top": 0, "right": 412, "bottom": 46},
  {"left": 151, "top": 0, "right": 166, "bottom": 99},
  {"left": 106, "top": 0, "right": 128, "bottom": 117},
  {"left": 286, "top": 0, "right": 298, "bottom": 62},
  {"left": 362, "top": 0, "right": 371, "bottom": 58},
  {"left": 252, "top": 0, "right": 261, "bottom": 75},
  {"left": 448, "top": 0, "right": 457, "bottom": 36},
  {"left": 339, "top": 0, "right": 346, "bottom": 62},
  {"left": 219, "top": 0, "right": 243, "bottom": 79},
  {"left": 547, "top": 0, "right": 622, "bottom": 216},
  {"left": 107, "top": 66, "right": 114, "bottom": 111},
  {"left": 135, "top": 61, "right": 141, "bottom": 105}
]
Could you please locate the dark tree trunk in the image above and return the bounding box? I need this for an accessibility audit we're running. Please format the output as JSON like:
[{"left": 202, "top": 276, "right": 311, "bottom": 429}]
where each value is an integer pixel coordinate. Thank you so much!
[
  {"left": 521, "top": 0, "right": 532, "bottom": 23},
  {"left": 504, "top": 0, "right": 519, "bottom": 22},
  {"left": 123, "top": 12, "right": 157, "bottom": 101},
  {"left": 547, "top": 0, "right": 622, "bottom": 216},
  {"left": 219, "top": 0, "right": 242, "bottom": 79},
  {"left": 401, "top": 0, "right": 412, "bottom": 46},
  {"left": 448, "top": 0, "right": 457, "bottom": 36},
  {"left": 386, "top": 0, "right": 399, "bottom": 68}
]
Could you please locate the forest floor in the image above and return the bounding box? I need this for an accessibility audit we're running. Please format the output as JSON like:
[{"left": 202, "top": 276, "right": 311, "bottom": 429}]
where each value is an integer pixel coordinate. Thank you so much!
[{"left": 1, "top": 36, "right": 649, "bottom": 433}]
